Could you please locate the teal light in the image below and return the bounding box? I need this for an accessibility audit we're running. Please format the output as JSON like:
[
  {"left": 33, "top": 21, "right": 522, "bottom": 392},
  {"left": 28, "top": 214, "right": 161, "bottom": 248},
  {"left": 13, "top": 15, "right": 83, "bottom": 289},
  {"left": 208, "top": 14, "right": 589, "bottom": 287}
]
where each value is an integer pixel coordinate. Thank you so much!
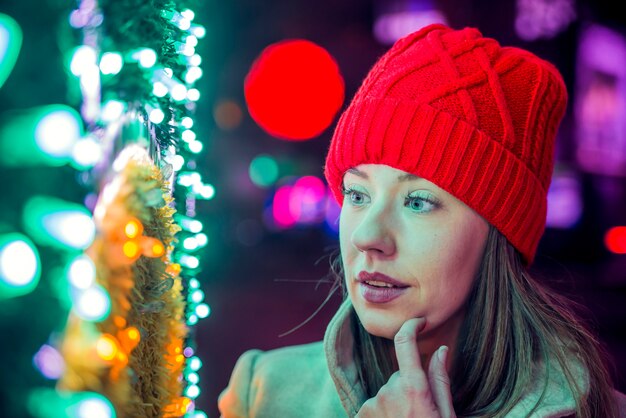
[
  {"left": 98, "top": 52, "right": 123, "bottom": 75},
  {"left": 0, "top": 105, "right": 83, "bottom": 167},
  {"left": 66, "top": 254, "right": 96, "bottom": 290},
  {"left": 23, "top": 195, "right": 95, "bottom": 250},
  {"left": 27, "top": 389, "right": 116, "bottom": 418},
  {"left": 72, "top": 284, "right": 111, "bottom": 322},
  {"left": 195, "top": 303, "right": 210, "bottom": 318},
  {"left": 249, "top": 154, "right": 279, "bottom": 188},
  {"left": 188, "top": 356, "right": 202, "bottom": 371},
  {"left": 68, "top": 45, "right": 97, "bottom": 77},
  {"left": 187, "top": 372, "right": 200, "bottom": 384},
  {"left": 184, "top": 384, "right": 200, "bottom": 399},
  {"left": 71, "top": 135, "right": 103, "bottom": 170},
  {"left": 135, "top": 48, "right": 157, "bottom": 68},
  {"left": 0, "top": 13, "right": 22, "bottom": 89},
  {"left": 0, "top": 233, "right": 41, "bottom": 299}
]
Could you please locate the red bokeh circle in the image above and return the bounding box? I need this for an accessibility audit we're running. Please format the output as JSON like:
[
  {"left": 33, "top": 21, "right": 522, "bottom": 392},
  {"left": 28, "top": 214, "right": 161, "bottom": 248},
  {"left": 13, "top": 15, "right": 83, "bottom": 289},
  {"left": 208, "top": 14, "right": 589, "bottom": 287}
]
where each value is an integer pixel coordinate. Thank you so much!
[
  {"left": 605, "top": 226, "right": 626, "bottom": 254},
  {"left": 244, "top": 39, "right": 345, "bottom": 141}
]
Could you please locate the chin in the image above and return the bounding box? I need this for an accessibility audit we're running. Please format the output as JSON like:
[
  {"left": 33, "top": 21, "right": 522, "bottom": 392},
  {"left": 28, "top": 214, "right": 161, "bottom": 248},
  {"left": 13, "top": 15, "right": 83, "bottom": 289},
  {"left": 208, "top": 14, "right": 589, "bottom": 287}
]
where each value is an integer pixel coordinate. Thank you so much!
[{"left": 355, "top": 310, "right": 403, "bottom": 340}]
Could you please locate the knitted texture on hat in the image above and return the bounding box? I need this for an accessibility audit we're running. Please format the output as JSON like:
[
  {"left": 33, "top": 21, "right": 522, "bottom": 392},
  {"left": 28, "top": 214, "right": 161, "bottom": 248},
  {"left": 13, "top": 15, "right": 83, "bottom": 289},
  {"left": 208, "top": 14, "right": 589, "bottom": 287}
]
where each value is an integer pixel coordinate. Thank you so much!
[{"left": 324, "top": 23, "right": 568, "bottom": 266}]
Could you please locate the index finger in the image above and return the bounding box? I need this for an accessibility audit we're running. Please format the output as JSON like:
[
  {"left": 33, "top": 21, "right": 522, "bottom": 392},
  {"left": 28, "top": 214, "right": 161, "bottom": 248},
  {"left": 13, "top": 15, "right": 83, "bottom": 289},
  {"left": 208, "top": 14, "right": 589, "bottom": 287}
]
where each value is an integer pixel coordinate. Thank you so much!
[{"left": 394, "top": 317, "right": 427, "bottom": 375}]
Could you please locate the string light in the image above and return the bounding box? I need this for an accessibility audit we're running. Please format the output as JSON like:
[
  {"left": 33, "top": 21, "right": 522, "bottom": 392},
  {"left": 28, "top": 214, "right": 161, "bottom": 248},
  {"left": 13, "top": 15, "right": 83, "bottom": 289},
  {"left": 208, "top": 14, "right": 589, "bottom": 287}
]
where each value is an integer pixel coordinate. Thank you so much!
[
  {"left": 152, "top": 81, "right": 168, "bottom": 97},
  {"left": 181, "top": 116, "right": 194, "bottom": 128},
  {"left": 147, "top": 105, "right": 165, "bottom": 124},
  {"left": 55, "top": 2, "right": 212, "bottom": 415},
  {"left": 97, "top": 334, "right": 119, "bottom": 362},
  {"left": 122, "top": 240, "right": 140, "bottom": 259},
  {"left": 124, "top": 218, "right": 143, "bottom": 239},
  {"left": 99, "top": 52, "right": 124, "bottom": 75},
  {"left": 67, "top": 254, "right": 96, "bottom": 289}
]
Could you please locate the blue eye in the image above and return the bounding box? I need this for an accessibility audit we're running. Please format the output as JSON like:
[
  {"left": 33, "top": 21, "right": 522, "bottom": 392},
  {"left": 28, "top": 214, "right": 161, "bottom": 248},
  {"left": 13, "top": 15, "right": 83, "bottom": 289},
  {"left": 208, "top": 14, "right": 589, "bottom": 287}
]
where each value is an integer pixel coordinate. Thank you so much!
[
  {"left": 340, "top": 185, "right": 438, "bottom": 212},
  {"left": 341, "top": 186, "right": 369, "bottom": 206},
  {"left": 404, "top": 193, "right": 439, "bottom": 213}
]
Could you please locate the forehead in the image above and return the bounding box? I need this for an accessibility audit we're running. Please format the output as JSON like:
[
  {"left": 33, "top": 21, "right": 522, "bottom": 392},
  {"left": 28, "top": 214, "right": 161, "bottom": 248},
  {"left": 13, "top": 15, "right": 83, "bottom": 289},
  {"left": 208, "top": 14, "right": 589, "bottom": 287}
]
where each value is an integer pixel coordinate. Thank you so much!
[
  {"left": 345, "top": 166, "right": 419, "bottom": 182},
  {"left": 343, "top": 164, "right": 428, "bottom": 184},
  {"left": 343, "top": 163, "right": 456, "bottom": 196}
]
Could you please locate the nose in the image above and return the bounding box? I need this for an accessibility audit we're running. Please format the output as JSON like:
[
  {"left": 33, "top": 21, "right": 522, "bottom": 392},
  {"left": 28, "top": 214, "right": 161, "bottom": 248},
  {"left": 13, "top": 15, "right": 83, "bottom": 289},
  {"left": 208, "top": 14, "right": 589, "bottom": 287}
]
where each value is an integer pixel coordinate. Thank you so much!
[{"left": 351, "top": 205, "right": 397, "bottom": 258}]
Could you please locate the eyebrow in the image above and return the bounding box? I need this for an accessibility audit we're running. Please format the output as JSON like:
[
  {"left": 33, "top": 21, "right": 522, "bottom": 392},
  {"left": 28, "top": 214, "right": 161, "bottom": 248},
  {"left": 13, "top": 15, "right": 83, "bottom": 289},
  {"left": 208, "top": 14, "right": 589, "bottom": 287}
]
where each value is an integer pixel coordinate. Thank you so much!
[{"left": 346, "top": 167, "right": 421, "bottom": 182}]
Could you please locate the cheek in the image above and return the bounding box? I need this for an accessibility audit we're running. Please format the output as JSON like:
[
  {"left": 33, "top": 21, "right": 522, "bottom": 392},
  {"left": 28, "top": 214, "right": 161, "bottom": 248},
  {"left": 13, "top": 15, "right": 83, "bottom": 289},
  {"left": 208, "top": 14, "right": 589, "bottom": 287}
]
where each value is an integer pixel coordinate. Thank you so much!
[
  {"left": 338, "top": 210, "right": 354, "bottom": 290},
  {"left": 338, "top": 210, "right": 355, "bottom": 259},
  {"left": 443, "top": 219, "right": 488, "bottom": 277},
  {"left": 415, "top": 220, "right": 487, "bottom": 306}
]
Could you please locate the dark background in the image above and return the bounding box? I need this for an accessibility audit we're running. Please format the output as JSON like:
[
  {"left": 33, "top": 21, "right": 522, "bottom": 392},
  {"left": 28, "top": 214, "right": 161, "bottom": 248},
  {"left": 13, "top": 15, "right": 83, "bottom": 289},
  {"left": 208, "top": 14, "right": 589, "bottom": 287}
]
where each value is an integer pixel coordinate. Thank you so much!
[{"left": 1, "top": 1, "right": 626, "bottom": 417}]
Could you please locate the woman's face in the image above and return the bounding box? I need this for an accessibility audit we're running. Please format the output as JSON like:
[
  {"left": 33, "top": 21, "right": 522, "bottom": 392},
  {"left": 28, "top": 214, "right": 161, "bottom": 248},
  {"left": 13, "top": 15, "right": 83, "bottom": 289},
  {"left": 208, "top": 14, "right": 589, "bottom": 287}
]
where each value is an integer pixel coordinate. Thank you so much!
[{"left": 340, "top": 164, "right": 489, "bottom": 341}]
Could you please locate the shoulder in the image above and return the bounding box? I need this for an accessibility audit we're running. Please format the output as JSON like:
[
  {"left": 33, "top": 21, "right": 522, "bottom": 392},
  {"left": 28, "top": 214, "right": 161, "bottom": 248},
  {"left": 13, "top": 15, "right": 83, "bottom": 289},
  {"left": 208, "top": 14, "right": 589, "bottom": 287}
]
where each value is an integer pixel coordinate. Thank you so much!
[
  {"left": 246, "top": 341, "right": 330, "bottom": 386},
  {"left": 254, "top": 341, "right": 325, "bottom": 367},
  {"left": 504, "top": 354, "right": 586, "bottom": 417},
  {"left": 227, "top": 341, "right": 325, "bottom": 374},
  {"left": 219, "top": 342, "right": 333, "bottom": 417},
  {"left": 614, "top": 388, "right": 626, "bottom": 418}
]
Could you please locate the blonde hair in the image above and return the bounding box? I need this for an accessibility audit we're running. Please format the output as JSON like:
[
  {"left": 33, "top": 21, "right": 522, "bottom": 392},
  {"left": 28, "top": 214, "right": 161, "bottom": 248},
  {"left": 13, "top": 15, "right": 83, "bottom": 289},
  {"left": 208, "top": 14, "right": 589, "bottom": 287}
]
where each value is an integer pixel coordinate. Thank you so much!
[{"left": 338, "top": 225, "right": 619, "bottom": 417}]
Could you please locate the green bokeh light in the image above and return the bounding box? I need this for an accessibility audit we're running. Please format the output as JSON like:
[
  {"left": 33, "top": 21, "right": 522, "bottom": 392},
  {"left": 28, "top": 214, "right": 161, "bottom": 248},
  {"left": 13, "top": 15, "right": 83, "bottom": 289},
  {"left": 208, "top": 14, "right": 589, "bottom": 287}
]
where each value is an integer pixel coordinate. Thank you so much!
[
  {"left": 249, "top": 154, "right": 279, "bottom": 188},
  {"left": 22, "top": 195, "right": 95, "bottom": 250},
  {"left": 0, "top": 233, "right": 41, "bottom": 299},
  {"left": 0, "top": 105, "right": 83, "bottom": 167},
  {"left": 0, "top": 13, "right": 22, "bottom": 89},
  {"left": 27, "top": 389, "right": 116, "bottom": 418}
]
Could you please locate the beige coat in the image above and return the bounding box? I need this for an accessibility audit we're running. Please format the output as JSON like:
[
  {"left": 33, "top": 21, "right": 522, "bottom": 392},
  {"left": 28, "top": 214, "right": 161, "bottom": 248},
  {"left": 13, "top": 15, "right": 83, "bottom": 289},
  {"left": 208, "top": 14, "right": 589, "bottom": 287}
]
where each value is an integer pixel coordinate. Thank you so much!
[{"left": 219, "top": 299, "right": 626, "bottom": 417}]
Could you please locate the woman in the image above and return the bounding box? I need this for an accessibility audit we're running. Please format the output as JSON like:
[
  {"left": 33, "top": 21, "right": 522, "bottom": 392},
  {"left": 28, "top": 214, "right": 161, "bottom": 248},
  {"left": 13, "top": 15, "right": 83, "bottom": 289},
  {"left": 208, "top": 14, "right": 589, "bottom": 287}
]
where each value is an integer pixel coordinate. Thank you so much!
[{"left": 219, "top": 23, "right": 626, "bottom": 417}]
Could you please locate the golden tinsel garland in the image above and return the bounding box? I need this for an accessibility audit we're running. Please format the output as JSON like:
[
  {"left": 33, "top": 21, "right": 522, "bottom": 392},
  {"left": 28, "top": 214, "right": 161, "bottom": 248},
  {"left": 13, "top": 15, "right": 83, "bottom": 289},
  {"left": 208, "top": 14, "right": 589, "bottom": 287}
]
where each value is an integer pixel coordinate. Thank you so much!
[{"left": 56, "top": 145, "right": 189, "bottom": 417}]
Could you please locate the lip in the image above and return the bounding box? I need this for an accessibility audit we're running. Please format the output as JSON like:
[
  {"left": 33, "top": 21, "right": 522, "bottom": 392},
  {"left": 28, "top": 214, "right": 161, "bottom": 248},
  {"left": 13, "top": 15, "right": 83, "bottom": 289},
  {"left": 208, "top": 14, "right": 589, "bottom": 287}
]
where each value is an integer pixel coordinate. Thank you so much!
[
  {"left": 357, "top": 271, "right": 409, "bottom": 303},
  {"left": 357, "top": 271, "right": 409, "bottom": 287}
]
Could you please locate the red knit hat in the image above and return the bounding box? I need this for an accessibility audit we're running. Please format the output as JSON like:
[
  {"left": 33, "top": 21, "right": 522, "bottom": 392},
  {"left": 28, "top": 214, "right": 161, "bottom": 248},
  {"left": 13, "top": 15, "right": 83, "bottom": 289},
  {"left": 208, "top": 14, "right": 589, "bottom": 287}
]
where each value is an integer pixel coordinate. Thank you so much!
[{"left": 324, "top": 23, "right": 568, "bottom": 266}]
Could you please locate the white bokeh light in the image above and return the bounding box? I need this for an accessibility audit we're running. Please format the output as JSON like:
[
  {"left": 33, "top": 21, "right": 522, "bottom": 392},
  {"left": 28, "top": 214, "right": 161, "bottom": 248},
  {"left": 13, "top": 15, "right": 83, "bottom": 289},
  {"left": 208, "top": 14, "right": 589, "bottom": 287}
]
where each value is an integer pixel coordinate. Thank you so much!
[
  {"left": 42, "top": 210, "right": 95, "bottom": 249},
  {"left": 74, "top": 285, "right": 110, "bottom": 321},
  {"left": 35, "top": 110, "right": 81, "bottom": 158},
  {"left": 0, "top": 240, "right": 38, "bottom": 286},
  {"left": 68, "top": 255, "right": 96, "bottom": 290}
]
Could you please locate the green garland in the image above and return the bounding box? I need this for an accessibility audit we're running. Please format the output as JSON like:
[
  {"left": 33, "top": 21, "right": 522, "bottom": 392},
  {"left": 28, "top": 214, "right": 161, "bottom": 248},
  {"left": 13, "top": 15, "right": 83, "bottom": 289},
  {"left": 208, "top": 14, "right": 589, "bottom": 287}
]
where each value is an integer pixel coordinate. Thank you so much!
[{"left": 46, "top": 0, "right": 211, "bottom": 416}]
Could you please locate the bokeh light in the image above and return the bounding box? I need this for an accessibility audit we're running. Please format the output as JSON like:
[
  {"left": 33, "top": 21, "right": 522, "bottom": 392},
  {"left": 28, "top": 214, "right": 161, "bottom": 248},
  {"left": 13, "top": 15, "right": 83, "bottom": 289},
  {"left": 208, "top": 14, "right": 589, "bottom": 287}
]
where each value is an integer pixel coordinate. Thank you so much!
[
  {"left": 75, "top": 396, "right": 115, "bottom": 418},
  {"left": 0, "top": 105, "right": 84, "bottom": 166},
  {"left": 289, "top": 176, "right": 326, "bottom": 224},
  {"left": 71, "top": 135, "right": 103, "bottom": 169},
  {"left": 0, "top": 233, "right": 41, "bottom": 299},
  {"left": 605, "top": 226, "right": 626, "bottom": 254},
  {"left": 33, "top": 344, "right": 65, "bottom": 380},
  {"left": 268, "top": 176, "right": 330, "bottom": 229},
  {"left": 99, "top": 52, "right": 123, "bottom": 75},
  {"left": 73, "top": 285, "right": 111, "bottom": 322},
  {"left": 272, "top": 184, "right": 297, "bottom": 228},
  {"left": 96, "top": 334, "right": 119, "bottom": 361},
  {"left": 27, "top": 390, "right": 116, "bottom": 418},
  {"left": 324, "top": 190, "right": 341, "bottom": 235},
  {"left": 23, "top": 195, "right": 95, "bottom": 250},
  {"left": 249, "top": 154, "right": 279, "bottom": 188},
  {"left": 213, "top": 99, "right": 243, "bottom": 131},
  {"left": 244, "top": 39, "right": 344, "bottom": 140},
  {"left": 546, "top": 172, "right": 583, "bottom": 229},
  {"left": 374, "top": 6, "right": 447, "bottom": 44},
  {"left": 35, "top": 107, "right": 82, "bottom": 158},
  {"left": 67, "top": 254, "right": 96, "bottom": 290},
  {"left": 0, "top": 13, "right": 23, "bottom": 89}
]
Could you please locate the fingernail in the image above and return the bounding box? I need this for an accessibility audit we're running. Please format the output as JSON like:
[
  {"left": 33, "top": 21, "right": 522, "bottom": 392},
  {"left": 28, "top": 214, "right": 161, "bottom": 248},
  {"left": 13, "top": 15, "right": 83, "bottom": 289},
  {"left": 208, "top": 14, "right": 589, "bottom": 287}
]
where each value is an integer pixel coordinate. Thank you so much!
[{"left": 438, "top": 345, "right": 448, "bottom": 364}]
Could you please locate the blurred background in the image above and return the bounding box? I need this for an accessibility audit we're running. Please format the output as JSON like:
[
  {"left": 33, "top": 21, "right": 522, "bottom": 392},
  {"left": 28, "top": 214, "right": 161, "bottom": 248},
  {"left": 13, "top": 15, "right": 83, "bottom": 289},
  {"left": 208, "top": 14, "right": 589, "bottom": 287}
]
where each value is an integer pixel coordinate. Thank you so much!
[{"left": 1, "top": 0, "right": 626, "bottom": 417}]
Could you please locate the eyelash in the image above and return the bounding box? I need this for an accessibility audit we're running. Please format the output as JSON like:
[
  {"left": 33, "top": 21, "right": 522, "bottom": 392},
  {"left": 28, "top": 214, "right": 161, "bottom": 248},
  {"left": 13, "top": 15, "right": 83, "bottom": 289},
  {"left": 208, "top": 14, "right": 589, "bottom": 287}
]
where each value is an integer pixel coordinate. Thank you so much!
[{"left": 340, "top": 185, "right": 440, "bottom": 212}]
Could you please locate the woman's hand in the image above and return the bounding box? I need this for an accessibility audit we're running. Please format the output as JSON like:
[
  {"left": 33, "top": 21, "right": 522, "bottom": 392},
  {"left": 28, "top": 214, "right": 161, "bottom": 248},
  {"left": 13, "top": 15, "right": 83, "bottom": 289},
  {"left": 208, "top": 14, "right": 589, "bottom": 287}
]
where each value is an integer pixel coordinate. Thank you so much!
[{"left": 355, "top": 318, "right": 456, "bottom": 418}]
